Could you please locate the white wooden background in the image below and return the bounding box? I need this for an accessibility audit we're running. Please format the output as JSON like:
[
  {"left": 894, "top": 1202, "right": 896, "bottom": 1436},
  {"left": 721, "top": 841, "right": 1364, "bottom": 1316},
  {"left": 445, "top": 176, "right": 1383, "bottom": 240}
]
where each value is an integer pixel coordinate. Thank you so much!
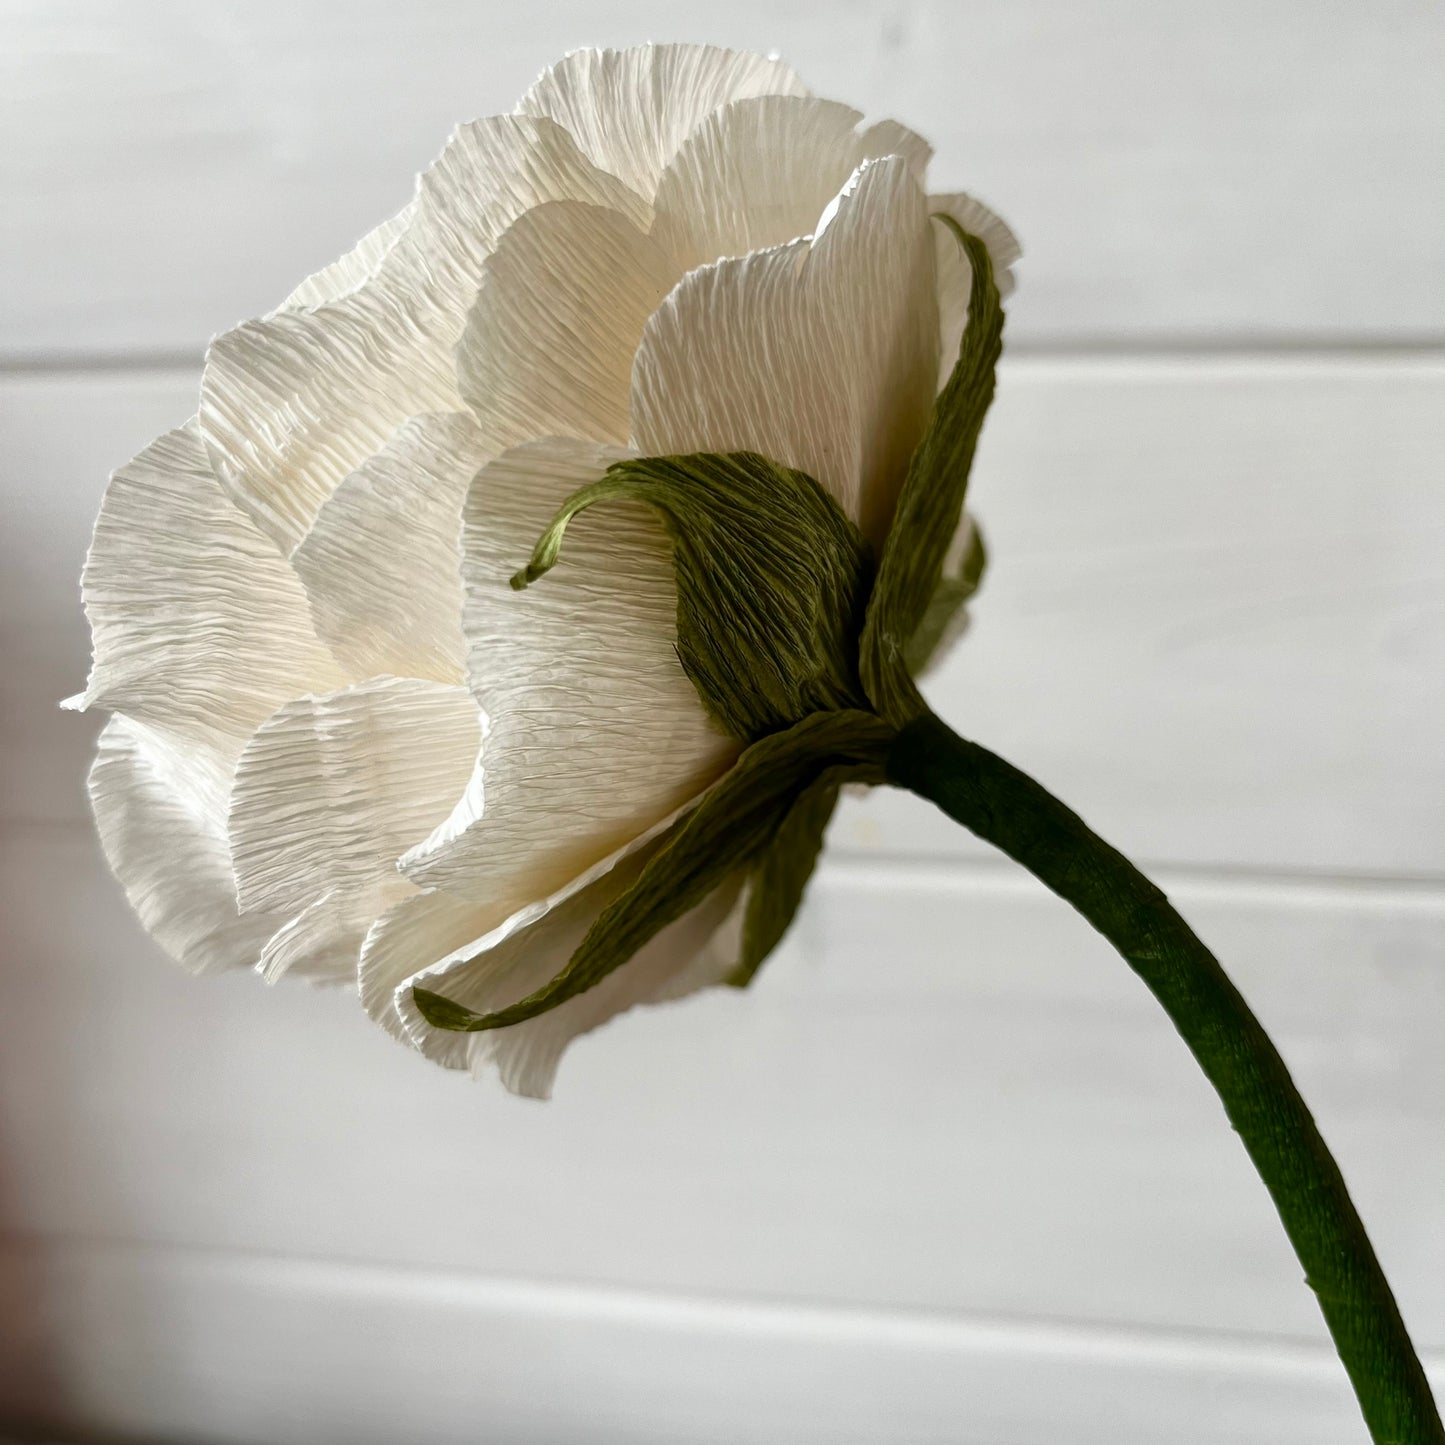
[{"left": 2, "top": 3, "right": 1443, "bottom": 1442}]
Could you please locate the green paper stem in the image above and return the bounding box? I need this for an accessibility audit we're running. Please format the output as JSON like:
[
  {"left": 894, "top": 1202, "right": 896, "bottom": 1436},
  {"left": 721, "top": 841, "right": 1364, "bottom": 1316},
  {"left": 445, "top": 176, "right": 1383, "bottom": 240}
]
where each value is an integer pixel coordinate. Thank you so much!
[{"left": 887, "top": 709, "right": 1442, "bottom": 1445}]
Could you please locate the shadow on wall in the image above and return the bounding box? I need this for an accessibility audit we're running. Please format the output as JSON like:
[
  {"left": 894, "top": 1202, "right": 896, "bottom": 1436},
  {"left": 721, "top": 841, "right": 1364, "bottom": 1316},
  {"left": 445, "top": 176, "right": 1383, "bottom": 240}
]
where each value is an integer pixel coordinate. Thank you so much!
[
  {"left": 0, "top": 869, "right": 178, "bottom": 1445},
  {"left": 0, "top": 1133, "right": 71, "bottom": 1435},
  {"left": 0, "top": 1226, "right": 180, "bottom": 1445}
]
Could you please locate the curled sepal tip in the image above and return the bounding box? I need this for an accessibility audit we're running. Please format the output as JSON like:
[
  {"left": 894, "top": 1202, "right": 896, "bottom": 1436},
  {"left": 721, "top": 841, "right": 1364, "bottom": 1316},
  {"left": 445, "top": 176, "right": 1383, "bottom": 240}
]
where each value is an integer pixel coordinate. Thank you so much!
[
  {"left": 507, "top": 451, "right": 876, "bottom": 744},
  {"left": 507, "top": 481, "right": 623, "bottom": 592}
]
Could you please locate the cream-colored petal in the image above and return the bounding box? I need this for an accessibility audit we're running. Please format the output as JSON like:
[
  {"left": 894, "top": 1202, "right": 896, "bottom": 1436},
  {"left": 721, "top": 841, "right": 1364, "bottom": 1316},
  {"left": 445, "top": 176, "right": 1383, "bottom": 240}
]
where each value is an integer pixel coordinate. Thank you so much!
[
  {"left": 281, "top": 201, "right": 417, "bottom": 311},
  {"left": 632, "top": 155, "right": 940, "bottom": 547},
  {"left": 457, "top": 201, "right": 678, "bottom": 452},
  {"left": 930, "top": 191, "right": 1022, "bottom": 383},
  {"left": 400, "top": 437, "right": 736, "bottom": 909},
  {"left": 229, "top": 676, "right": 482, "bottom": 916},
  {"left": 201, "top": 116, "right": 650, "bottom": 555},
  {"left": 257, "top": 878, "right": 415, "bottom": 986},
  {"left": 70, "top": 422, "right": 345, "bottom": 754},
  {"left": 367, "top": 800, "right": 684, "bottom": 1050},
  {"left": 199, "top": 287, "right": 462, "bottom": 556},
  {"left": 858, "top": 118, "right": 933, "bottom": 177},
  {"left": 109, "top": 707, "right": 236, "bottom": 826},
  {"left": 448, "top": 875, "right": 744, "bottom": 1100},
  {"left": 291, "top": 412, "right": 490, "bottom": 686},
  {"left": 394, "top": 114, "right": 654, "bottom": 320},
  {"left": 517, "top": 44, "right": 811, "bottom": 199},
  {"left": 366, "top": 812, "right": 743, "bottom": 1096},
  {"left": 360, "top": 887, "right": 486, "bottom": 1048},
  {"left": 90, "top": 717, "right": 288, "bottom": 976},
  {"left": 650, "top": 95, "right": 930, "bottom": 272}
]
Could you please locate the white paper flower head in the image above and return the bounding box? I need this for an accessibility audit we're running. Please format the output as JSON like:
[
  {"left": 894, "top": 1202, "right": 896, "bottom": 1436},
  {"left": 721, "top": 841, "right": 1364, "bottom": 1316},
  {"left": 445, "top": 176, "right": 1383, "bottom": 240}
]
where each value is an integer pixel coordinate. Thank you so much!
[{"left": 70, "top": 43, "right": 1019, "bottom": 1097}]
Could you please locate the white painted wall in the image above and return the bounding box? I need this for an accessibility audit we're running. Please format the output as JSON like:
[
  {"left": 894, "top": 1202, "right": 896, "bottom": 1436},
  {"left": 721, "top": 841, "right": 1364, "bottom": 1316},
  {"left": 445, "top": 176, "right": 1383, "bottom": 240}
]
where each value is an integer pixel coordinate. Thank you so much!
[{"left": 1, "top": 4, "right": 1442, "bottom": 1442}]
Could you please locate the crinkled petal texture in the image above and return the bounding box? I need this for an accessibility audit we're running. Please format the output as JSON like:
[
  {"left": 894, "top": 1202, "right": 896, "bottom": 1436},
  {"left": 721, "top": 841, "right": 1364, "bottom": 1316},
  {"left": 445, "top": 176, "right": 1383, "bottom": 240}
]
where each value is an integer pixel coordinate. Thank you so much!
[
  {"left": 89, "top": 717, "right": 291, "bottom": 976},
  {"left": 634, "top": 153, "right": 941, "bottom": 548},
  {"left": 290, "top": 412, "right": 489, "bottom": 685},
  {"left": 363, "top": 812, "right": 746, "bottom": 1098},
  {"left": 516, "top": 45, "right": 811, "bottom": 197},
  {"left": 931, "top": 191, "right": 1021, "bottom": 384},
  {"left": 401, "top": 437, "right": 737, "bottom": 906},
  {"left": 199, "top": 115, "right": 654, "bottom": 556},
  {"left": 74, "top": 43, "right": 1018, "bottom": 1093},
  {"left": 71, "top": 422, "right": 347, "bottom": 754}
]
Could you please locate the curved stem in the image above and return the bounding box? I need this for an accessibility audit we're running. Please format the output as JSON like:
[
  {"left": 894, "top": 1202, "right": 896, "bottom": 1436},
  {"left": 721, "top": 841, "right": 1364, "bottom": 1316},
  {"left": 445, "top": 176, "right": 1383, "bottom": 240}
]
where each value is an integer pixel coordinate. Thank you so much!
[{"left": 886, "top": 709, "right": 1442, "bottom": 1444}]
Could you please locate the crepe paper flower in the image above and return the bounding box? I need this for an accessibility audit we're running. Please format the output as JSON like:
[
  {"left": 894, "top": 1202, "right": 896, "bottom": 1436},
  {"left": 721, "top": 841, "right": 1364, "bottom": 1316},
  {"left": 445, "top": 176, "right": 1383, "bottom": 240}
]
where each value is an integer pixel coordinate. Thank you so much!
[
  {"left": 70, "top": 44, "right": 1006, "bottom": 1095},
  {"left": 68, "top": 44, "right": 1438, "bottom": 1442}
]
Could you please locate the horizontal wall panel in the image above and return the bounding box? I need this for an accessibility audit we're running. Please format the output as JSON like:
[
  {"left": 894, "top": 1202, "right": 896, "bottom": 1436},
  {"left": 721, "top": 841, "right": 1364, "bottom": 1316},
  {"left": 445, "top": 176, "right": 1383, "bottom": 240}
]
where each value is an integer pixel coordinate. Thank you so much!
[
  {"left": 3, "top": 827, "right": 1441, "bottom": 1351},
  {"left": 1, "top": 0, "right": 1441, "bottom": 358},
  {"left": 838, "top": 353, "right": 1445, "bottom": 874},
  {"left": 4, "top": 1240, "right": 1441, "bottom": 1445},
  {"left": 5, "top": 357, "right": 1442, "bottom": 874}
]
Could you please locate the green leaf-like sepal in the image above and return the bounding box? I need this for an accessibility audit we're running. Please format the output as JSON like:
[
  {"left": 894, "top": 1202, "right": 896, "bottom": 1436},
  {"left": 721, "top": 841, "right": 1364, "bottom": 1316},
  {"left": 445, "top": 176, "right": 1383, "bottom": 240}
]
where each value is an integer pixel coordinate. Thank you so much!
[
  {"left": 903, "top": 517, "right": 988, "bottom": 676},
  {"left": 861, "top": 219, "right": 1004, "bottom": 724},
  {"left": 413, "top": 710, "right": 893, "bottom": 1034},
  {"left": 510, "top": 451, "right": 874, "bottom": 743},
  {"left": 727, "top": 766, "right": 850, "bottom": 989}
]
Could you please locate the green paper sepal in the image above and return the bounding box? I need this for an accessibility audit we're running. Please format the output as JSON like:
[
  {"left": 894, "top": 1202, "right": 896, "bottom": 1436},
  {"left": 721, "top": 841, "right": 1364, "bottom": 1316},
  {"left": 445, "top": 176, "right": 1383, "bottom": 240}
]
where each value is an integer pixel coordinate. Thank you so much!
[
  {"left": 509, "top": 450, "right": 874, "bottom": 744},
  {"left": 903, "top": 516, "right": 988, "bottom": 676},
  {"left": 860, "top": 218, "right": 1005, "bottom": 724},
  {"left": 413, "top": 710, "right": 894, "bottom": 1034},
  {"left": 726, "top": 765, "right": 850, "bottom": 989}
]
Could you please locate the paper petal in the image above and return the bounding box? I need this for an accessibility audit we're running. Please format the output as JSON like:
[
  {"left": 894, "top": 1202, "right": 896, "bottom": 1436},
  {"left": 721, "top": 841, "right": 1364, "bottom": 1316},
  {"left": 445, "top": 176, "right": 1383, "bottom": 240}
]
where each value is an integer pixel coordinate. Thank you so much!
[
  {"left": 257, "top": 879, "right": 415, "bottom": 986},
  {"left": 201, "top": 116, "right": 650, "bottom": 555},
  {"left": 517, "top": 44, "right": 810, "bottom": 199},
  {"left": 857, "top": 118, "right": 933, "bottom": 177},
  {"left": 370, "top": 800, "right": 684, "bottom": 1050},
  {"left": 281, "top": 201, "right": 418, "bottom": 311},
  {"left": 400, "top": 437, "right": 736, "bottom": 910},
  {"left": 199, "top": 287, "right": 461, "bottom": 556},
  {"left": 457, "top": 201, "right": 677, "bottom": 453},
  {"left": 291, "top": 412, "right": 490, "bottom": 686},
  {"left": 632, "top": 155, "right": 940, "bottom": 548},
  {"left": 229, "top": 676, "right": 481, "bottom": 916},
  {"left": 398, "top": 114, "right": 653, "bottom": 319},
  {"left": 90, "top": 717, "right": 289, "bottom": 975},
  {"left": 650, "top": 95, "right": 929, "bottom": 272},
  {"left": 72, "top": 422, "right": 344, "bottom": 754},
  {"left": 366, "top": 817, "right": 743, "bottom": 1097},
  {"left": 930, "top": 191, "right": 1022, "bottom": 383}
]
